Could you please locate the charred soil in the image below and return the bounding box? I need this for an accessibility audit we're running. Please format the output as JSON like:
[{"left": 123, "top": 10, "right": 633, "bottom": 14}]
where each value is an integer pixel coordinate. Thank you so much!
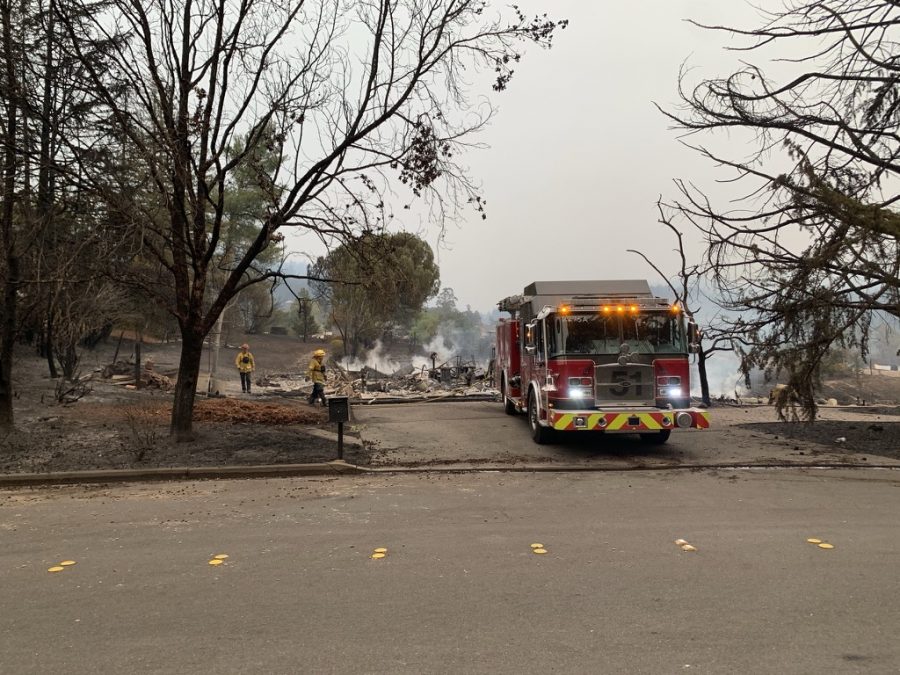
[
  {"left": 737, "top": 414, "right": 900, "bottom": 462},
  {"left": 4, "top": 332, "right": 900, "bottom": 474},
  {"left": 3, "top": 334, "right": 368, "bottom": 474}
]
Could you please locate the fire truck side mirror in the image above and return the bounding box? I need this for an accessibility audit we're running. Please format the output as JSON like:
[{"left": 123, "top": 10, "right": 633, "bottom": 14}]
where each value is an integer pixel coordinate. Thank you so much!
[
  {"left": 524, "top": 321, "right": 537, "bottom": 354},
  {"left": 687, "top": 321, "right": 701, "bottom": 353}
]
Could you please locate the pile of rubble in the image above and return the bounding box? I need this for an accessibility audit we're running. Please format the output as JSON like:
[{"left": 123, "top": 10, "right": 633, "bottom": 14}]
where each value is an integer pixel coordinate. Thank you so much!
[
  {"left": 254, "top": 357, "right": 498, "bottom": 403},
  {"left": 330, "top": 362, "right": 495, "bottom": 403},
  {"left": 99, "top": 360, "right": 174, "bottom": 390}
]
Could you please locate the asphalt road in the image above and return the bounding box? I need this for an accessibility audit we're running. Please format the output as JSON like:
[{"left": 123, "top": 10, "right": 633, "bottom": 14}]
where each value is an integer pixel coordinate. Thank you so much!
[
  {"left": 3, "top": 469, "right": 900, "bottom": 674},
  {"left": 352, "top": 401, "right": 893, "bottom": 468}
]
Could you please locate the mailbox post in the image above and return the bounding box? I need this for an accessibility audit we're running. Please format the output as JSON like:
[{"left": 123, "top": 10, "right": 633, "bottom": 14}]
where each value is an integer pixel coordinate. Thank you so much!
[{"left": 327, "top": 396, "right": 350, "bottom": 460}]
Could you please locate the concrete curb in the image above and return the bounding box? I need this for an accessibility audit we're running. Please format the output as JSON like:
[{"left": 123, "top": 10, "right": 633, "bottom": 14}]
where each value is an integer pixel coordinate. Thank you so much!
[
  {"left": 2, "top": 459, "right": 899, "bottom": 487},
  {"left": 0, "top": 460, "right": 367, "bottom": 487},
  {"left": 349, "top": 395, "right": 497, "bottom": 405},
  {"left": 364, "top": 461, "right": 900, "bottom": 474}
]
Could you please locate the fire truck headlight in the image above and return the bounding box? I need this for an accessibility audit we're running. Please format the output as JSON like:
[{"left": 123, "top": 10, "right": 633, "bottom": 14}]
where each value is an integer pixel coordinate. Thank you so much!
[
  {"left": 667, "top": 387, "right": 682, "bottom": 398},
  {"left": 569, "top": 388, "right": 584, "bottom": 399}
]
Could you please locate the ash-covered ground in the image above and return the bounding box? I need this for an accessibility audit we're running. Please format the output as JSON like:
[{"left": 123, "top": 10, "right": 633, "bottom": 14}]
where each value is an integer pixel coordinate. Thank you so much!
[{"left": 3, "top": 333, "right": 900, "bottom": 473}]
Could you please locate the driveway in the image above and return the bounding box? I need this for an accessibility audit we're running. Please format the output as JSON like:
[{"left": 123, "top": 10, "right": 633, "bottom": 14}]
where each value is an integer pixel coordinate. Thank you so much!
[{"left": 353, "top": 401, "right": 900, "bottom": 468}]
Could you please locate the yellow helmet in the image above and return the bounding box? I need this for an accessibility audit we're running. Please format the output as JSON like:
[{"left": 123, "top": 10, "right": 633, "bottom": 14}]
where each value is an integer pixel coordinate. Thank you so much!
[{"left": 313, "top": 349, "right": 326, "bottom": 357}]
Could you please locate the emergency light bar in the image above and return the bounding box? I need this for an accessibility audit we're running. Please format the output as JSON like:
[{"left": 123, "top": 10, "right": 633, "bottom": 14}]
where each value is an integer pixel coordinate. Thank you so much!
[{"left": 567, "top": 304, "right": 680, "bottom": 315}]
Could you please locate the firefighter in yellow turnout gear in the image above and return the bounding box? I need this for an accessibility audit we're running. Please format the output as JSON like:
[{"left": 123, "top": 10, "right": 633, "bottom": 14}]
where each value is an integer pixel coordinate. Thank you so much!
[
  {"left": 307, "top": 349, "right": 327, "bottom": 406},
  {"left": 235, "top": 343, "right": 255, "bottom": 393}
]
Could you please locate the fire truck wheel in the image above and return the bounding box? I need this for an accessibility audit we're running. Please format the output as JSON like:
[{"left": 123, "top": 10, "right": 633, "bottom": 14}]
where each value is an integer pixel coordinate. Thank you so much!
[
  {"left": 640, "top": 430, "right": 671, "bottom": 444},
  {"left": 528, "top": 390, "right": 553, "bottom": 444},
  {"left": 502, "top": 378, "right": 516, "bottom": 415},
  {"left": 504, "top": 396, "right": 516, "bottom": 415}
]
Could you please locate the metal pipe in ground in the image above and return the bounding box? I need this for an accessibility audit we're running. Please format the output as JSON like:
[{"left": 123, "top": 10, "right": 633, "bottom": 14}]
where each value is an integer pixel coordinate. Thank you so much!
[
  {"left": 337, "top": 421, "right": 344, "bottom": 460},
  {"left": 134, "top": 340, "right": 142, "bottom": 390}
]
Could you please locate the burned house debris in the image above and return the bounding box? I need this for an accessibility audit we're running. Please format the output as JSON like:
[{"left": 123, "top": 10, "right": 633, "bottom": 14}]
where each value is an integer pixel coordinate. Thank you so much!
[
  {"left": 99, "top": 359, "right": 173, "bottom": 390},
  {"left": 255, "top": 354, "right": 495, "bottom": 403},
  {"left": 90, "top": 337, "right": 495, "bottom": 404}
]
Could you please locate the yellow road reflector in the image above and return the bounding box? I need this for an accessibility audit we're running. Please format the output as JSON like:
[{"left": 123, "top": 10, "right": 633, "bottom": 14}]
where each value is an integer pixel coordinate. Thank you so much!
[
  {"left": 371, "top": 553, "right": 386, "bottom": 559},
  {"left": 818, "top": 543, "right": 834, "bottom": 550},
  {"left": 208, "top": 559, "right": 224, "bottom": 566},
  {"left": 373, "top": 548, "right": 387, "bottom": 554},
  {"left": 530, "top": 543, "right": 544, "bottom": 549},
  {"left": 674, "top": 539, "right": 688, "bottom": 546},
  {"left": 59, "top": 560, "right": 77, "bottom": 566},
  {"left": 806, "top": 538, "right": 822, "bottom": 544},
  {"left": 681, "top": 544, "right": 697, "bottom": 552},
  {"left": 533, "top": 548, "right": 548, "bottom": 555},
  {"left": 214, "top": 554, "right": 229, "bottom": 560},
  {"left": 47, "top": 566, "right": 65, "bottom": 573}
]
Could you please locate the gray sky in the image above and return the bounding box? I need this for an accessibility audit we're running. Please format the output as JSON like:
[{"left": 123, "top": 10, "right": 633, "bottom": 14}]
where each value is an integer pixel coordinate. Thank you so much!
[
  {"left": 279, "top": 1, "right": 778, "bottom": 314},
  {"left": 426, "top": 0, "right": 771, "bottom": 313}
]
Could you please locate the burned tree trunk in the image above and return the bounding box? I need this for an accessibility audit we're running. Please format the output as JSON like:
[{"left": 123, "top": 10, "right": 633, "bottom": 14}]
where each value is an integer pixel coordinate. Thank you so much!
[
  {"left": 0, "top": 0, "right": 18, "bottom": 430},
  {"left": 0, "top": 256, "right": 16, "bottom": 428},
  {"left": 697, "top": 345, "right": 711, "bottom": 407},
  {"left": 170, "top": 326, "right": 205, "bottom": 441},
  {"left": 44, "top": 304, "right": 58, "bottom": 378}
]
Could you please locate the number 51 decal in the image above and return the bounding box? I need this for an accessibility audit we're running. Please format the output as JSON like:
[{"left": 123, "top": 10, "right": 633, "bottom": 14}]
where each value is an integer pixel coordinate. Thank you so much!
[{"left": 610, "top": 370, "right": 643, "bottom": 396}]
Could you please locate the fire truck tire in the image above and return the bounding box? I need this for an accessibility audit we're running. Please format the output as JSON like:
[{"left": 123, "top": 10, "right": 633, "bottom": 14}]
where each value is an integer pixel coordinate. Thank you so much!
[
  {"left": 528, "top": 389, "right": 553, "bottom": 444},
  {"left": 504, "top": 396, "right": 516, "bottom": 416},
  {"left": 640, "top": 430, "right": 671, "bottom": 444},
  {"left": 501, "top": 377, "right": 516, "bottom": 415}
]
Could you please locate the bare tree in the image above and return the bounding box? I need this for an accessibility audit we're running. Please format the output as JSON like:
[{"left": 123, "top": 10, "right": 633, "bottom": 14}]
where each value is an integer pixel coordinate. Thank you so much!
[
  {"left": 659, "top": 0, "right": 900, "bottom": 420},
  {"left": 0, "top": 0, "right": 125, "bottom": 430},
  {"left": 629, "top": 201, "right": 746, "bottom": 407},
  {"left": 292, "top": 288, "right": 320, "bottom": 341},
  {"left": 56, "top": 0, "right": 566, "bottom": 439},
  {"left": 0, "top": 0, "right": 21, "bottom": 429}
]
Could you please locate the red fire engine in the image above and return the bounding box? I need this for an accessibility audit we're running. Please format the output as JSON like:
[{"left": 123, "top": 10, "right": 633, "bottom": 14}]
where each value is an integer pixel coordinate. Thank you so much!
[{"left": 495, "top": 280, "right": 709, "bottom": 444}]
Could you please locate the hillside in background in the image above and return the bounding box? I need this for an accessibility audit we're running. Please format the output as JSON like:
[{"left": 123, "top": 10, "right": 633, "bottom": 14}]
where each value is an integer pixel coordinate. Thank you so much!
[{"left": 272, "top": 260, "right": 309, "bottom": 308}]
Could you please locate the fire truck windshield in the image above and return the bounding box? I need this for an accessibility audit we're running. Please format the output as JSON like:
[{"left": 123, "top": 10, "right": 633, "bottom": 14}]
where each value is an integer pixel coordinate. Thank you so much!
[{"left": 549, "top": 312, "right": 686, "bottom": 356}]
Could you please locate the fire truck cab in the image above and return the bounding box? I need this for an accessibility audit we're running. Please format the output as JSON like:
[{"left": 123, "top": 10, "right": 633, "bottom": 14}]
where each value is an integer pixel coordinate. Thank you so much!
[{"left": 495, "top": 280, "right": 709, "bottom": 444}]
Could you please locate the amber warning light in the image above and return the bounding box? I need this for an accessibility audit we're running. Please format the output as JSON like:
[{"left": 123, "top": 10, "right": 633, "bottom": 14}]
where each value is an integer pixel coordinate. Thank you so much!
[{"left": 600, "top": 305, "right": 640, "bottom": 314}]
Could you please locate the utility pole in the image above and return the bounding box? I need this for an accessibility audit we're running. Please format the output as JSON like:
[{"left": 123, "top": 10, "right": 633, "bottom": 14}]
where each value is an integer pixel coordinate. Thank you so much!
[
  {"left": 299, "top": 297, "right": 309, "bottom": 342},
  {"left": 207, "top": 310, "right": 225, "bottom": 396},
  {"left": 134, "top": 333, "right": 142, "bottom": 389}
]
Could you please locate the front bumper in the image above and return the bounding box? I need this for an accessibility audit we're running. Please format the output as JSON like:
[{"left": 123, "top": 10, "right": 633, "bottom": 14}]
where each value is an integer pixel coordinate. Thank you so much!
[{"left": 548, "top": 407, "right": 710, "bottom": 432}]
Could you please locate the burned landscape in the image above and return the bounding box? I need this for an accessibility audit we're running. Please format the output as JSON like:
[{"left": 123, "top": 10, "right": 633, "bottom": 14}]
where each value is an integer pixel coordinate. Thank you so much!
[
  {"left": 2, "top": 332, "right": 500, "bottom": 474},
  {"left": 4, "top": 331, "right": 900, "bottom": 476}
]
